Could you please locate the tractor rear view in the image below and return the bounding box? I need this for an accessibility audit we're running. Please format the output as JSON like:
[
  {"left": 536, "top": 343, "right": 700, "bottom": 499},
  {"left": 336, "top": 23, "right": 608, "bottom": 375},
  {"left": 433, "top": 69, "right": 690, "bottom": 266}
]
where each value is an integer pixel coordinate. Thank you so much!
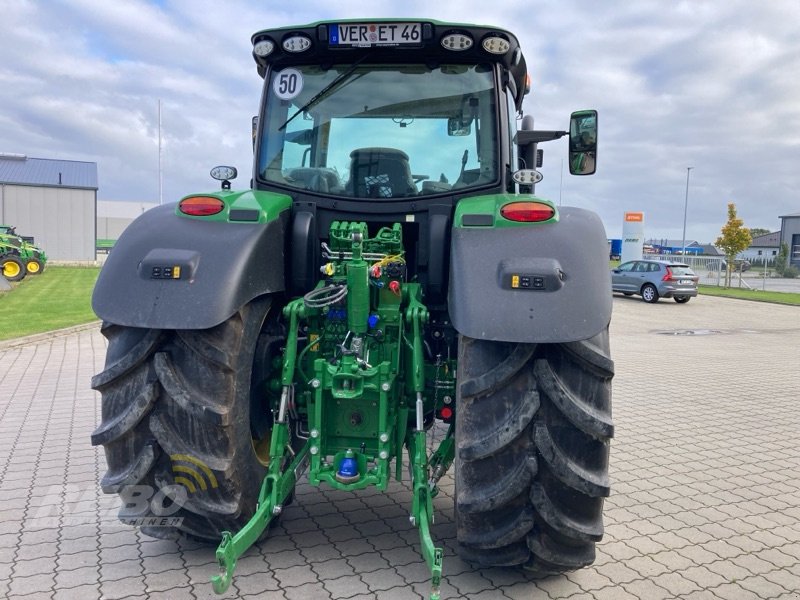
[{"left": 91, "top": 19, "right": 613, "bottom": 599}]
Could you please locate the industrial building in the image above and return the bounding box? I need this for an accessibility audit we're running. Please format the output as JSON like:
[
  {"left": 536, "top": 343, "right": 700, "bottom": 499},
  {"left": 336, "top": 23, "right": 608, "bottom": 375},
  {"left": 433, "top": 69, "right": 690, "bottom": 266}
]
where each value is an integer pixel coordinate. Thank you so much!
[
  {"left": 779, "top": 212, "right": 800, "bottom": 268},
  {"left": 97, "top": 200, "right": 157, "bottom": 246},
  {"left": 0, "top": 153, "right": 98, "bottom": 261}
]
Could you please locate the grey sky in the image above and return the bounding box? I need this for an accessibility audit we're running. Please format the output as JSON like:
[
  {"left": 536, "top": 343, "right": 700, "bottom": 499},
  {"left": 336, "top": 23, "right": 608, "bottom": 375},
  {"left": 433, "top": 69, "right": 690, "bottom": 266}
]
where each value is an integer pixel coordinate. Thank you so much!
[{"left": 1, "top": 0, "right": 798, "bottom": 243}]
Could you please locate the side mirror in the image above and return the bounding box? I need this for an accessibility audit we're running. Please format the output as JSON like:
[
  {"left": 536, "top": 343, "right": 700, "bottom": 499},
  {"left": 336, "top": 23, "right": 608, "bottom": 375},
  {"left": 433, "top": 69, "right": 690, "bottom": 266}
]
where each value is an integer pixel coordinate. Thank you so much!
[
  {"left": 447, "top": 117, "right": 471, "bottom": 136},
  {"left": 449, "top": 96, "right": 479, "bottom": 136},
  {"left": 569, "top": 110, "right": 598, "bottom": 175},
  {"left": 285, "top": 129, "right": 314, "bottom": 145}
]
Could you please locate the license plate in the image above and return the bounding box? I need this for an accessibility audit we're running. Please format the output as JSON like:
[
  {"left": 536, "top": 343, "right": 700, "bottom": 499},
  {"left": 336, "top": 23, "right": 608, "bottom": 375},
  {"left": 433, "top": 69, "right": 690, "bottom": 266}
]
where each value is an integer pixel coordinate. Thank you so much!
[
  {"left": 679, "top": 280, "right": 692, "bottom": 285},
  {"left": 330, "top": 23, "right": 422, "bottom": 46}
]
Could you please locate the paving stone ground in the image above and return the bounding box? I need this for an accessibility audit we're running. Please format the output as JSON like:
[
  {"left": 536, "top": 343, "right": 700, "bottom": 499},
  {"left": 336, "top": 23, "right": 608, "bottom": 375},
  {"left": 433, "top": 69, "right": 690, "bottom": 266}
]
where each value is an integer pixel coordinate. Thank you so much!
[{"left": 1, "top": 295, "right": 799, "bottom": 599}]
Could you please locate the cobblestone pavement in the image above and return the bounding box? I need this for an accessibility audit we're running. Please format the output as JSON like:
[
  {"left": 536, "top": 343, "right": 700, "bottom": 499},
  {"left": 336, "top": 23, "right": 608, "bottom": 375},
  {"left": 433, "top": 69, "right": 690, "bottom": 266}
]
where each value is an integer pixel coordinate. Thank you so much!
[{"left": 1, "top": 295, "right": 799, "bottom": 599}]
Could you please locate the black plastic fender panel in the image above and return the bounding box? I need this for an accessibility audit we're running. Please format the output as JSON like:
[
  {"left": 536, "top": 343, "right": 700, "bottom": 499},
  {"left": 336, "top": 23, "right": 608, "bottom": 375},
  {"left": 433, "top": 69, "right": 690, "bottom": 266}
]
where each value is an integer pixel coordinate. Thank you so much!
[
  {"left": 448, "top": 206, "right": 612, "bottom": 343},
  {"left": 92, "top": 203, "right": 287, "bottom": 329}
]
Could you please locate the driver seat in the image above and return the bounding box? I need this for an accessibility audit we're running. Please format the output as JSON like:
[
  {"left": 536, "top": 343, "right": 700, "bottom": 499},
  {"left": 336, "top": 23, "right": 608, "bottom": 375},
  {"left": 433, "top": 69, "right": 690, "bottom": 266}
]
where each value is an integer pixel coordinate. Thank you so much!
[{"left": 346, "top": 148, "right": 417, "bottom": 198}]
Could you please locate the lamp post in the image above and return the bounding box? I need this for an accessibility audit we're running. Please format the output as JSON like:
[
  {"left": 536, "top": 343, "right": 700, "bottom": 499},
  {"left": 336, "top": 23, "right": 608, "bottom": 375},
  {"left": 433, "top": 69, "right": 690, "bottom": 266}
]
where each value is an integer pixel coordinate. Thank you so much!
[{"left": 680, "top": 167, "right": 693, "bottom": 256}]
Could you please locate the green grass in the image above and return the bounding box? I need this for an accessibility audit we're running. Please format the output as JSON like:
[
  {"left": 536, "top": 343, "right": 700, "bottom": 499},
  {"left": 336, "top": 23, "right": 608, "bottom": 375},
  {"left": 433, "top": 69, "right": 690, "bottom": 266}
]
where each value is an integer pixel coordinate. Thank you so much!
[
  {"left": 699, "top": 285, "right": 800, "bottom": 306},
  {"left": 0, "top": 265, "right": 101, "bottom": 341}
]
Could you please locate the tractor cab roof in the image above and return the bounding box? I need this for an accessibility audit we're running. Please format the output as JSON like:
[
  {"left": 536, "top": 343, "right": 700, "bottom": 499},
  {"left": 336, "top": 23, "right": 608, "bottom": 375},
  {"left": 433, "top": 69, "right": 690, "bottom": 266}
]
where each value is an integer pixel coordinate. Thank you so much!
[{"left": 251, "top": 19, "right": 529, "bottom": 109}]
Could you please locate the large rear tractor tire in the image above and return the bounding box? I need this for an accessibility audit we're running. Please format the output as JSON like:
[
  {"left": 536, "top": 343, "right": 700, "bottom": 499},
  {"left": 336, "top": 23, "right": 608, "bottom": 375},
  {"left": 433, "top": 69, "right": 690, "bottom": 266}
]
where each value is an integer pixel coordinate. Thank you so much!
[
  {"left": 455, "top": 328, "right": 613, "bottom": 573},
  {"left": 2, "top": 255, "right": 26, "bottom": 281},
  {"left": 91, "top": 296, "right": 285, "bottom": 541}
]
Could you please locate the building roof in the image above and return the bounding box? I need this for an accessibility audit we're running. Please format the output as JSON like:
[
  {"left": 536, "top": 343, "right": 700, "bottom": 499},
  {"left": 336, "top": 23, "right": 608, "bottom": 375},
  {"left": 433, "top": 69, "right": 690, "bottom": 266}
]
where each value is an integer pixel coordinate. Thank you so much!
[
  {"left": 0, "top": 154, "right": 98, "bottom": 190},
  {"left": 698, "top": 244, "right": 722, "bottom": 256},
  {"left": 779, "top": 212, "right": 800, "bottom": 218},
  {"left": 646, "top": 239, "right": 701, "bottom": 248},
  {"left": 749, "top": 231, "right": 780, "bottom": 247}
]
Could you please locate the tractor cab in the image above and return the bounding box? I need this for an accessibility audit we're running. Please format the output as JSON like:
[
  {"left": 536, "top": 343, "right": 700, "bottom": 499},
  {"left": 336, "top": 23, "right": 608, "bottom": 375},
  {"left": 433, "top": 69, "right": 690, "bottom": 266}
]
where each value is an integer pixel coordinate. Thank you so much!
[
  {"left": 251, "top": 21, "right": 529, "bottom": 202},
  {"left": 244, "top": 20, "right": 596, "bottom": 307}
]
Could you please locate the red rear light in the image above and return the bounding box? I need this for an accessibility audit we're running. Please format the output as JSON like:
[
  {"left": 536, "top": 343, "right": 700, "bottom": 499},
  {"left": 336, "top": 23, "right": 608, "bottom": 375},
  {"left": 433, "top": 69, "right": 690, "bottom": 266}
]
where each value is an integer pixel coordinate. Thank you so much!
[
  {"left": 437, "top": 406, "right": 454, "bottom": 423},
  {"left": 662, "top": 266, "right": 673, "bottom": 281},
  {"left": 500, "top": 201, "right": 555, "bottom": 222},
  {"left": 179, "top": 196, "right": 225, "bottom": 216}
]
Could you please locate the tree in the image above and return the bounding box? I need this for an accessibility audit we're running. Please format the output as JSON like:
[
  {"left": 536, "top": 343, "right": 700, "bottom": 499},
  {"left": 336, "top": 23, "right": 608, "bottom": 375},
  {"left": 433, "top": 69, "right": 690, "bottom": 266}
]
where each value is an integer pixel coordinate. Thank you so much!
[
  {"left": 774, "top": 242, "right": 789, "bottom": 276},
  {"left": 748, "top": 227, "right": 771, "bottom": 238},
  {"left": 715, "top": 203, "right": 752, "bottom": 287}
]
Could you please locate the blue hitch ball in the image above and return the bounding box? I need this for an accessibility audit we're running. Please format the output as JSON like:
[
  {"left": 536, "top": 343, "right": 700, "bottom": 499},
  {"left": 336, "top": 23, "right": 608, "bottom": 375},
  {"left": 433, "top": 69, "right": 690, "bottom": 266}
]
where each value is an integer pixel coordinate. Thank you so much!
[{"left": 335, "top": 449, "right": 360, "bottom": 484}]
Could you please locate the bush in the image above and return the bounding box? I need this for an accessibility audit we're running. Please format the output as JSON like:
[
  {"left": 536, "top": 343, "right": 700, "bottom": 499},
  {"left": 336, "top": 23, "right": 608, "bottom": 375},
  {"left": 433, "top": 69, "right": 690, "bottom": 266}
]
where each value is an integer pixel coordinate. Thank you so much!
[
  {"left": 775, "top": 242, "right": 789, "bottom": 276},
  {"left": 782, "top": 265, "right": 799, "bottom": 279}
]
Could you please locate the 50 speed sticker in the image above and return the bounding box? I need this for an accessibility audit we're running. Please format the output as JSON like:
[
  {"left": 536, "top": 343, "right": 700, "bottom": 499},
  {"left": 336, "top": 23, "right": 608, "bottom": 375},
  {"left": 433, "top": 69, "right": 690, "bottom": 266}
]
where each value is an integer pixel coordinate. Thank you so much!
[{"left": 273, "top": 68, "right": 303, "bottom": 100}]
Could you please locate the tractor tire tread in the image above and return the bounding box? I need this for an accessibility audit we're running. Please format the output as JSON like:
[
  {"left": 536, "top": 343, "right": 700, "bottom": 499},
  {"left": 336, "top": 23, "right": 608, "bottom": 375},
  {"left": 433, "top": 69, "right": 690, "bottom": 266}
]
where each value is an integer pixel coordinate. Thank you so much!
[
  {"left": 91, "top": 327, "right": 162, "bottom": 389},
  {"left": 100, "top": 440, "right": 158, "bottom": 493},
  {"left": 459, "top": 340, "right": 537, "bottom": 398},
  {"left": 456, "top": 454, "right": 536, "bottom": 514},
  {"left": 90, "top": 379, "right": 159, "bottom": 446},
  {"left": 534, "top": 422, "right": 610, "bottom": 497},
  {"left": 457, "top": 388, "right": 539, "bottom": 461},
  {"left": 456, "top": 331, "right": 613, "bottom": 573},
  {"left": 534, "top": 359, "right": 613, "bottom": 439},
  {"left": 92, "top": 298, "right": 274, "bottom": 542}
]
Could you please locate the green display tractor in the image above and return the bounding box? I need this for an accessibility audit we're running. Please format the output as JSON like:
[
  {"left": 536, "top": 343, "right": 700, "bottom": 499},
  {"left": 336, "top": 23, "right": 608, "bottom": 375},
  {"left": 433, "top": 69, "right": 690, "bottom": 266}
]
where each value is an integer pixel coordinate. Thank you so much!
[
  {"left": 91, "top": 19, "right": 613, "bottom": 599},
  {"left": 0, "top": 225, "right": 47, "bottom": 277}
]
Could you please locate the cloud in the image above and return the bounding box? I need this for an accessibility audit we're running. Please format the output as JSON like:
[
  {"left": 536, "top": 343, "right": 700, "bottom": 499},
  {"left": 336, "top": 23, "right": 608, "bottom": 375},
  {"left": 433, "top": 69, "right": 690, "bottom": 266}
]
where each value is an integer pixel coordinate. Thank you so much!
[{"left": 0, "top": 0, "right": 798, "bottom": 242}]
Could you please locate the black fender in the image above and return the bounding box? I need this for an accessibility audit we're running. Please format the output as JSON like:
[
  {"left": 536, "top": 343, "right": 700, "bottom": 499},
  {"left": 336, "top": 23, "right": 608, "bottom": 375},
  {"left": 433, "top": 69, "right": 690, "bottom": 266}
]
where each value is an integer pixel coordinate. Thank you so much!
[
  {"left": 448, "top": 206, "right": 612, "bottom": 343},
  {"left": 92, "top": 203, "right": 288, "bottom": 330}
]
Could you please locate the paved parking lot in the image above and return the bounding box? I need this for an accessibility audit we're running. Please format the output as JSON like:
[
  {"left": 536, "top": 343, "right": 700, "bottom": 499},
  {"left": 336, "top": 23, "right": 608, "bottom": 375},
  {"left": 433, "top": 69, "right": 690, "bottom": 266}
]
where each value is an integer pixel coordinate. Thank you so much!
[{"left": 1, "top": 295, "right": 799, "bottom": 599}]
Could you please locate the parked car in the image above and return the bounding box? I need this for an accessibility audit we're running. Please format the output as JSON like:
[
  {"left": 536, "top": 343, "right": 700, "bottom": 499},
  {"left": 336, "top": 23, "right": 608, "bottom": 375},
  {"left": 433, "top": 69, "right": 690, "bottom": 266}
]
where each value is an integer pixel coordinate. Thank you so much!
[
  {"left": 719, "top": 259, "right": 751, "bottom": 272},
  {"left": 611, "top": 259, "right": 699, "bottom": 303}
]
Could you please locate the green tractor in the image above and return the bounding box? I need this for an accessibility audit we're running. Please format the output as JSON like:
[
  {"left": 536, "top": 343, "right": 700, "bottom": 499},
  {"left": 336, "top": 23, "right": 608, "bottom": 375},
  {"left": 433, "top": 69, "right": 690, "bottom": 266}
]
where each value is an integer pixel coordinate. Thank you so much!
[
  {"left": 91, "top": 19, "right": 613, "bottom": 599},
  {"left": 0, "top": 225, "right": 47, "bottom": 275}
]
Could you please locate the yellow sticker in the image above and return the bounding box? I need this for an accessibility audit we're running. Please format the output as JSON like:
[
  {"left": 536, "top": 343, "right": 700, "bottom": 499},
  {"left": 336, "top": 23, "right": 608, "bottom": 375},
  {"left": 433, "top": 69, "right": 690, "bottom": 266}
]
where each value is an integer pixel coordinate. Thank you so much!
[
  {"left": 309, "top": 333, "right": 320, "bottom": 352},
  {"left": 173, "top": 266, "right": 181, "bottom": 279},
  {"left": 511, "top": 274, "right": 520, "bottom": 288}
]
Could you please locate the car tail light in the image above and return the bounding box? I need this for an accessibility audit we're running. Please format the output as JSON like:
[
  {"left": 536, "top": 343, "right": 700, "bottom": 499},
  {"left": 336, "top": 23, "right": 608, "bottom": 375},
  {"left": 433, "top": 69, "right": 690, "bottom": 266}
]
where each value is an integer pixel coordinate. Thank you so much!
[
  {"left": 662, "top": 266, "right": 673, "bottom": 282},
  {"left": 179, "top": 196, "right": 225, "bottom": 216},
  {"left": 500, "top": 201, "right": 555, "bottom": 222}
]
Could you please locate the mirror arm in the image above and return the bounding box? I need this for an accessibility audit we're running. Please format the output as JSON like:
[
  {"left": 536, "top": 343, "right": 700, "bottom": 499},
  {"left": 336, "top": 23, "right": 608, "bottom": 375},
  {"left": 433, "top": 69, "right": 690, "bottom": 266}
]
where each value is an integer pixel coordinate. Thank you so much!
[{"left": 515, "top": 130, "right": 568, "bottom": 145}]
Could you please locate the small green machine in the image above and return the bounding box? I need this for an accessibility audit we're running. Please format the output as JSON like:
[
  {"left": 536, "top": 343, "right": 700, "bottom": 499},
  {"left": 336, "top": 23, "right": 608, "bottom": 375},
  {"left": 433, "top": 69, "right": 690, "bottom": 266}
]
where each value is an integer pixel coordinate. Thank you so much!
[{"left": 0, "top": 225, "right": 47, "bottom": 276}]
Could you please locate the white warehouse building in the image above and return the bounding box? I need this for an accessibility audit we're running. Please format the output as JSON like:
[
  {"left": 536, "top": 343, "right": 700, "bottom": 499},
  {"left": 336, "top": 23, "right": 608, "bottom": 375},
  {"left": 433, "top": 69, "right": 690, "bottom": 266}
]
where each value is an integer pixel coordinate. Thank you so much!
[
  {"left": 0, "top": 153, "right": 98, "bottom": 261},
  {"left": 97, "top": 200, "right": 158, "bottom": 242}
]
